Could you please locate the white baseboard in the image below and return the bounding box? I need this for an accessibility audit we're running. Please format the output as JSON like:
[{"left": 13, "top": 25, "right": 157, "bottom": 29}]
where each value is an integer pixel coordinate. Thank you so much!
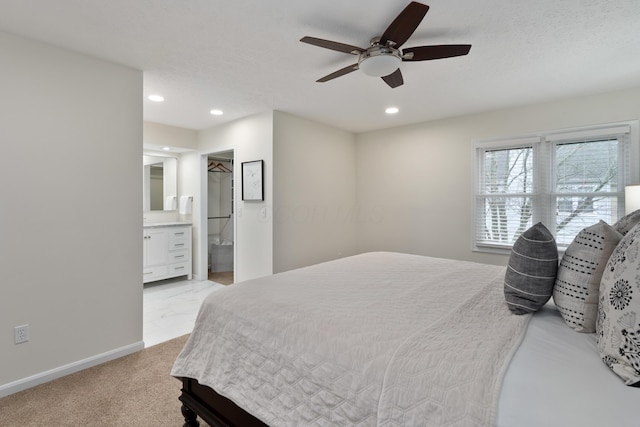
[{"left": 0, "top": 341, "right": 144, "bottom": 398}]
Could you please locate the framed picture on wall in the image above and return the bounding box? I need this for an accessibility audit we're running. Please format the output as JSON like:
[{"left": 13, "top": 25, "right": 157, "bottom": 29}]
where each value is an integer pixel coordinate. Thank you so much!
[{"left": 241, "top": 160, "right": 264, "bottom": 201}]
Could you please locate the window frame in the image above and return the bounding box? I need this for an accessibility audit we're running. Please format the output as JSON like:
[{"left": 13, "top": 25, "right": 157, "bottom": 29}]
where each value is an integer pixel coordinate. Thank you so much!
[{"left": 472, "top": 121, "right": 639, "bottom": 255}]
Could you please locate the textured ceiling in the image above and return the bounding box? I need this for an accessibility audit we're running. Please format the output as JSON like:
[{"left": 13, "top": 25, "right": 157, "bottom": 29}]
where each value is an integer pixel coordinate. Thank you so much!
[{"left": 1, "top": 0, "right": 639, "bottom": 134}]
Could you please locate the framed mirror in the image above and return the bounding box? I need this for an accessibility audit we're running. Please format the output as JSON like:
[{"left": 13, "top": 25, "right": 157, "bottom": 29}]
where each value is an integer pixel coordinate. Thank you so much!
[{"left": 143, "top": 155, "right": 178, "bottom": 211}]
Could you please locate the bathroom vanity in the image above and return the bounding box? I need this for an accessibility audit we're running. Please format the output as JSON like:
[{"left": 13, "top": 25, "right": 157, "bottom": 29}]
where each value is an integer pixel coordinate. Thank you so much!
[{"left": 143, "top": 222, "right": 192, "bottom": 283}]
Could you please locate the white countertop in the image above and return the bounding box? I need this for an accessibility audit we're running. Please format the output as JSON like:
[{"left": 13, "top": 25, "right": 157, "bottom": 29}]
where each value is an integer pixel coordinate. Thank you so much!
[{"left": 143, "top": 221, "right": 192, "bottom": 228}]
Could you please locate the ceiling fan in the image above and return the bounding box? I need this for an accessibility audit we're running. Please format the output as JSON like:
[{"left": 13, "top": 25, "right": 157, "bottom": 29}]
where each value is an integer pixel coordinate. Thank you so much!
[{"left": 300, "top": 1, "right": 471, "bottom": 88}]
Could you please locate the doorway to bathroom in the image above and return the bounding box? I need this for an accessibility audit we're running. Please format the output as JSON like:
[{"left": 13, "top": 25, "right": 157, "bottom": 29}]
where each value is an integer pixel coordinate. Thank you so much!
[{"left": 206, "top": 150, "right": 234, "bottom": 285}]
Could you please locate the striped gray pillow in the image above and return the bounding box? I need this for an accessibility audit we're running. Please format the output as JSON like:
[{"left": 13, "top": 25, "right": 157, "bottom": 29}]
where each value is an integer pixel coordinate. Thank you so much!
[{"left": 504, "top": 223, "right": 558, "bottom": 315}]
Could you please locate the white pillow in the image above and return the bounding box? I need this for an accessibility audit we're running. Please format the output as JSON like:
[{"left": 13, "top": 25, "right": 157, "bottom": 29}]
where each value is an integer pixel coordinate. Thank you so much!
[
  {"left": 553, "top": 221, "right": 622, "bottom": 332},
  {"left": 596, "top": 222, "right": 640, "bottom": 386},
  {"left": 613, "top": 209, "right": 640, "bottom": 235}
]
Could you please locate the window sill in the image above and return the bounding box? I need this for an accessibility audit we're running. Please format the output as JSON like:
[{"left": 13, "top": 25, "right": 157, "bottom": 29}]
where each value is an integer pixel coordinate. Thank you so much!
[{"left": 473, "top": 244, "right": 566, "bottom": 257}]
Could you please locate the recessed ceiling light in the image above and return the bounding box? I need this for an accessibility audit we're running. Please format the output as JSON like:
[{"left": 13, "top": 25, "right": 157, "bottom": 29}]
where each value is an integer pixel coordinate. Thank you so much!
[
  {"left": 385, "top": 107, "right": 399, "bottom": 114},
  {"left": 210, "top": 109, "right": 224, "bottom": 116},
  {"left": 162, "top": 146, "right": 171, "bottom": 151},
  {"left": 148, "top": 95, "right": 164, "bottom": 102}
]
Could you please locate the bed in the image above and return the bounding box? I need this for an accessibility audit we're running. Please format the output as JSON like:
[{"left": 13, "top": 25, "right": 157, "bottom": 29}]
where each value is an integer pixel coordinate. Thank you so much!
[{"left": 171, "top": 251, "right": 638, "bottom": 427}]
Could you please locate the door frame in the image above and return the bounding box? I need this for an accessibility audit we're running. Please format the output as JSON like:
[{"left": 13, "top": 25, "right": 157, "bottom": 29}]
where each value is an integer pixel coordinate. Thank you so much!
[{"left": 196, "top": 147, "right": 236, "bottom": 282}]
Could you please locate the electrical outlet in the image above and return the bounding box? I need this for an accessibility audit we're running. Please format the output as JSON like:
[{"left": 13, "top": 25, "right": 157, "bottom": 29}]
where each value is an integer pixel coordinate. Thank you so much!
[{"left": 14, "top": 324, "right": 29, "bottom": 344}]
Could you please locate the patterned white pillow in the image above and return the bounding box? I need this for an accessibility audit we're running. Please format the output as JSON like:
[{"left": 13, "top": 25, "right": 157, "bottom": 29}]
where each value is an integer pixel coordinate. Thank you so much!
[
  {"left": 553, "top": 221, "right": 622, "bottom": 332},
  {"left": 613, "top": 209, "right": 640, "bottom": 236},
  {"left": 596, "top": 222, "right": 640, "bottom": 386}
]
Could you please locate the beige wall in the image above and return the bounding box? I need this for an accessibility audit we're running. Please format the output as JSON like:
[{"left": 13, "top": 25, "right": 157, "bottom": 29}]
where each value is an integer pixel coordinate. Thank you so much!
[
  {"left": 355, "top": 86, "right": 640, "bottom": 266},
  {"left": 0, "top": 32, "right": 142, "bottom": 393},
  {"left": 273, "top": 111, "right": 357, "bottom": 273}
]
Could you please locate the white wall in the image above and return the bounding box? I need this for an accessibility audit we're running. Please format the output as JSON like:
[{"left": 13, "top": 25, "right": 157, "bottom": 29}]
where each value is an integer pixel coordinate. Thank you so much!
[
  {"left": 355, "top": 86, "right": 640, "bottom": 266},
  {"left": 189, "top": 112, "right": 274, "bottom": 282},
  {"left": 143, "top": 121, "right": 197, "bottom": 151},
  {"left": 0, "top": 32, "right": 142, "bottom": 393},
  {"left": 273, "top": 111, "right": 357, "bottom": 272},
  {"left": 183, "top": 111, "right": 358, "bottom": 281}
]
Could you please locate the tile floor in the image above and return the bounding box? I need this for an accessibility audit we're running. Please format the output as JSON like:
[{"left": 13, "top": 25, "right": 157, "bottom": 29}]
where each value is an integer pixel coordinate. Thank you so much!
[{"left": 143, "top": 278, "right": 225, "bottom": 347}]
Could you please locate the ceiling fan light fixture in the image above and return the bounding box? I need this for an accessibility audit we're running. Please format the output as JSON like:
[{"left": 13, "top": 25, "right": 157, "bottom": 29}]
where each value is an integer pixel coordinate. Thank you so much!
[{"left": 358, "top": 50, "right": 401, "bottom": 77}]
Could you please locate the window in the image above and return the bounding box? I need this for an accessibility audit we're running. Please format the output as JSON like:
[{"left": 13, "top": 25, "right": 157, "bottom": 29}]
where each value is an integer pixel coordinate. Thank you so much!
[{"left": 473, "top": 122, "right": 639, "bottom": 252}]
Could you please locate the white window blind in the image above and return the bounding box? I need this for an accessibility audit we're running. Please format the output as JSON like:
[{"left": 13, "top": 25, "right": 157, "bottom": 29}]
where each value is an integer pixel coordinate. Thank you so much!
[{"left": 473, "top": 121, "right": 639, "bottom": 252}]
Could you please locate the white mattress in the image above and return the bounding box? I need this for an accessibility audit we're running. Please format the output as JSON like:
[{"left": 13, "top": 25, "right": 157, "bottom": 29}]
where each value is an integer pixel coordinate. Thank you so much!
[
  {"left": 172, "top": 252, "right": 638, "bottom": 426},
  {"left": 497, "top": 301, "right": 638, "bottom": 426}
]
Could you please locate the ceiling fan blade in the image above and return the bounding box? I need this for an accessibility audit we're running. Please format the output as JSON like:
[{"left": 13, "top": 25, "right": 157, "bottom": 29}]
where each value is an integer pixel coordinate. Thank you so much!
[
  {"left": 402, "top": 44, "right": 472, "bottom": 61},
  {"left": 381, "top": 68, "right": 403, "bottom": 88},
  {"left": 300, "top": 36, "right": 365, "bottom": 55},
  {"left": 316, "top": 63, "right": 359, "bottom": 82},
  {"left": 380, "top": 2, "right": 429, "bottom": 48}
]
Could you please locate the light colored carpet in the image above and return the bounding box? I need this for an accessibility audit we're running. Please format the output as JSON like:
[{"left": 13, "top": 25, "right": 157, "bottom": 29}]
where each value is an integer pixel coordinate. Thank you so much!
[{"left": 0, "top": 335, "right": 209, "bottom": 427}]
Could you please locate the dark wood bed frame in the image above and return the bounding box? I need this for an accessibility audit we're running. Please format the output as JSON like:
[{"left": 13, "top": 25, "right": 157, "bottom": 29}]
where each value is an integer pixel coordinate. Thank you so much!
[{"left": 178, "top": 377, "right": 268, "bottom": 427}]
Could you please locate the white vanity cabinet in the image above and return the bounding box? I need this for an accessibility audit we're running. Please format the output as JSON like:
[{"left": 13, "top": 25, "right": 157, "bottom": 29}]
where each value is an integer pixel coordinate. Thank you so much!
[{"left": 143, "top": 224, "right": 192, "bottom": 283}]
